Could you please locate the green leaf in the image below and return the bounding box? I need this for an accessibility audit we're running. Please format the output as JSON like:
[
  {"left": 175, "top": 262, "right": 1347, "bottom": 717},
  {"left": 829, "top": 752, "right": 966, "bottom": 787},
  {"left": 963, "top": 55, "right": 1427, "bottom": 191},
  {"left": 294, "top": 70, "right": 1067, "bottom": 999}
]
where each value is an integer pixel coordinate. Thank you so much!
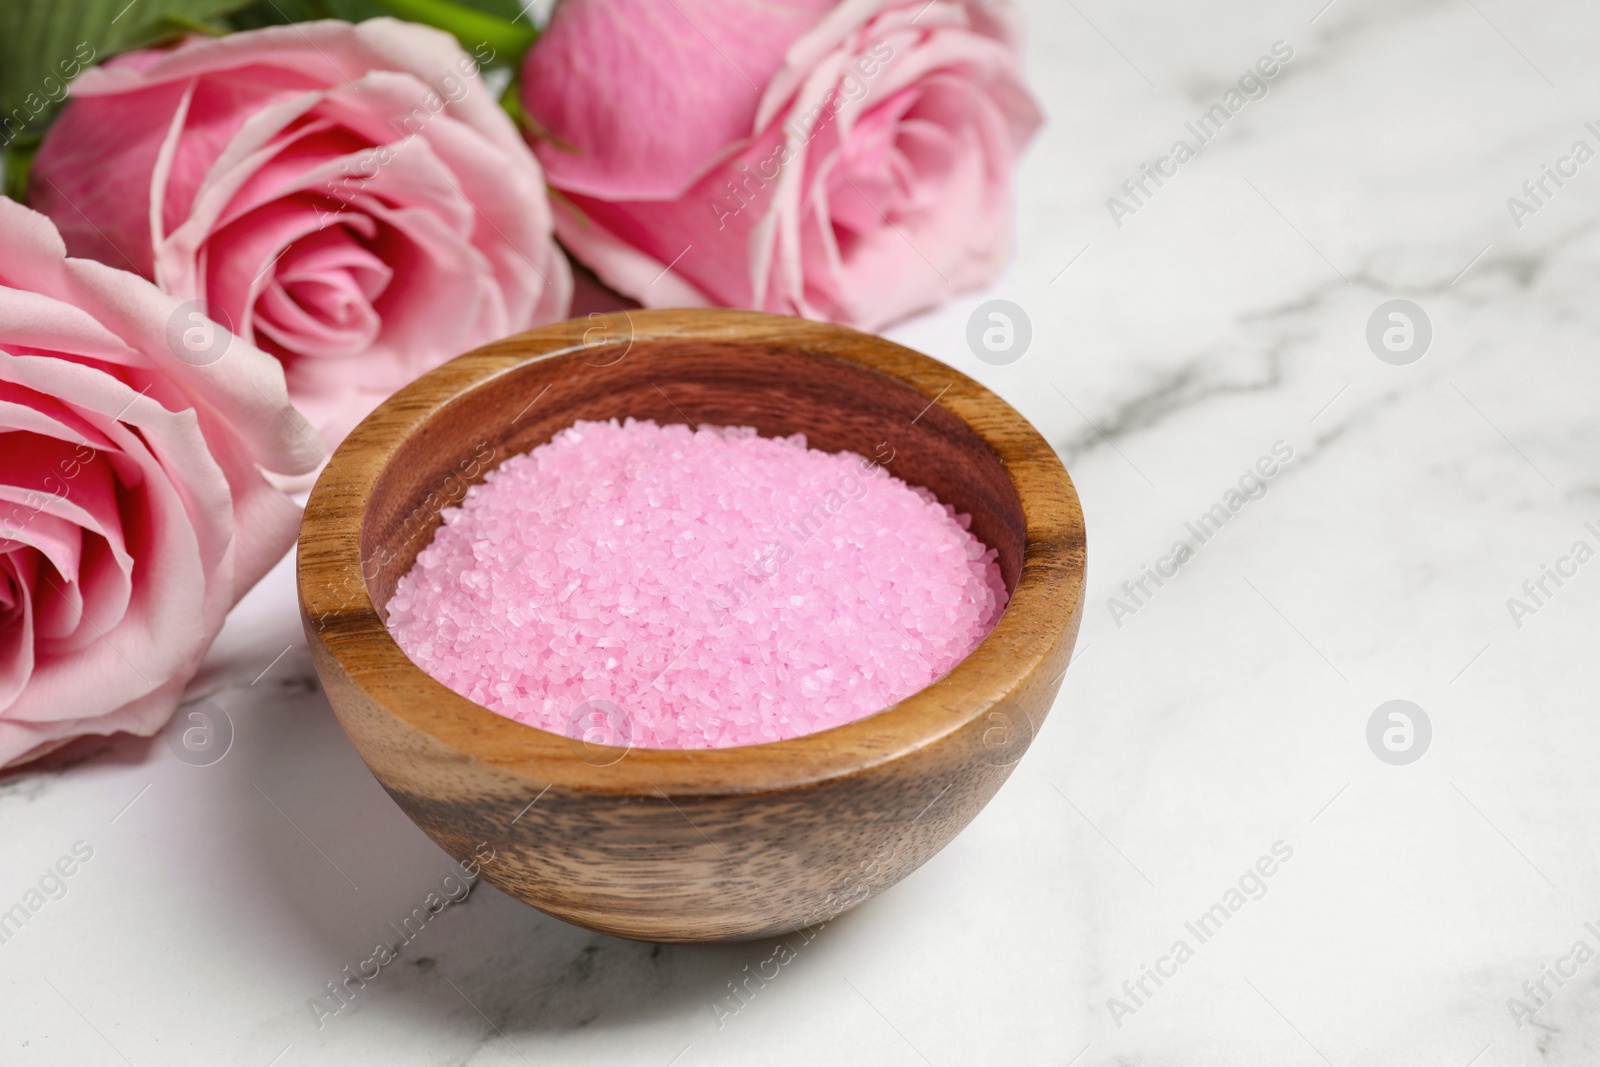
[
  {"left": 230, "top": 0, "right": 532, "bottom": 53},
  {"left": 231, "top": 0, "right": 527, "bottom": 27},
  {"left": 362, "top": 0, "right": 535, "bottom": 63},
  {"left": 228, "top": 0, "right": 367, "bottom": 31},
  {"left": 0, "top": 0, "right": 257, "bottom": 152}
]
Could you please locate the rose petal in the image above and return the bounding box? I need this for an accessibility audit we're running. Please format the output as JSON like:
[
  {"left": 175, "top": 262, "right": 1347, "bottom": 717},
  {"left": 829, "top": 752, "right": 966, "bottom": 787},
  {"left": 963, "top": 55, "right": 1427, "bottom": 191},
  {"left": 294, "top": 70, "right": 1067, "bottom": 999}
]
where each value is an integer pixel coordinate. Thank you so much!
[
  {"left": 523, "top": 0, "right": 837, "bottom": 199},
  {"left": 0, "top": 200, "right": 309, "bottom": 766}
]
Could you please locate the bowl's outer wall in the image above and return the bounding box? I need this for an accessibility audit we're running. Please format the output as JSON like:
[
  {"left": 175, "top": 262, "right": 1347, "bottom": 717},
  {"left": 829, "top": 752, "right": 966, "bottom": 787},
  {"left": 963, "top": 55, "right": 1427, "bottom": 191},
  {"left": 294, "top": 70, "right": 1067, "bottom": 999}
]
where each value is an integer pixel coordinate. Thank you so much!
[
  {"left": 298, "top": 310, "right": 1086, "bottom": 942},
  {"left": 307, "top": 629, "right": 1073, "bottom": 941}
]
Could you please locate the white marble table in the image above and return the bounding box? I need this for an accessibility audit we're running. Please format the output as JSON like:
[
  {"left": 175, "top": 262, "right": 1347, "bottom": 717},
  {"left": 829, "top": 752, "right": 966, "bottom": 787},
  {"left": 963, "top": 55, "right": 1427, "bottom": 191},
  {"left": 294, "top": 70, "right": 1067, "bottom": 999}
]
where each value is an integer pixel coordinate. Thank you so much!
[{"left": 6, "top": 0, "right": 1600, "bottom": 1063}]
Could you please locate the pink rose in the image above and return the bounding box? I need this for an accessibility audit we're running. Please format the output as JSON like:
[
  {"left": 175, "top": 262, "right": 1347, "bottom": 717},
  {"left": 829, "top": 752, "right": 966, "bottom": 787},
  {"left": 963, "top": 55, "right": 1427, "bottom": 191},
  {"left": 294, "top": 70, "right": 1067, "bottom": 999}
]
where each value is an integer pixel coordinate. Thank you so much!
[
  {"left": 32, "top": 18, "right": 572, "bottom": 444},
  {"left": 0, "top": 198, "right": 320, "bottom": 768},
  {"left": 521, "top": 0, "right": 1042, "bottom": 330}
]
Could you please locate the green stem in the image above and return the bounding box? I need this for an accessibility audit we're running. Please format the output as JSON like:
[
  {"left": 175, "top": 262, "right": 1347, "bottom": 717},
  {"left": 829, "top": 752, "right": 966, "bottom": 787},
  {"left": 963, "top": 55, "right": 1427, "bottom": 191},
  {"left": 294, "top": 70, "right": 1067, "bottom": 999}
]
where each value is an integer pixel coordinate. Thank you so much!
[
  {"left": 365, "top": 0, "right": 538, "bottom": 64},
  {"left": 160, "top": 13, "right": 230, "bottom": 35},
  {"left": 4, "top": 134, "right": 42, "bottom": 205},
  {"left": 500, "top": 78, "right": 577, "bottom": 152}
]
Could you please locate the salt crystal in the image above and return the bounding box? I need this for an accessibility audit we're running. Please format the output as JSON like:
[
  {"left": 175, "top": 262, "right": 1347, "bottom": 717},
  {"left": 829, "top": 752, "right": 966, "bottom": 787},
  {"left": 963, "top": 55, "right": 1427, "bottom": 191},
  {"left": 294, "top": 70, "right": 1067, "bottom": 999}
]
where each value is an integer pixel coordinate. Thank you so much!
[{"left": 386, "top": 419, "right": 1008, "bottom": 749}]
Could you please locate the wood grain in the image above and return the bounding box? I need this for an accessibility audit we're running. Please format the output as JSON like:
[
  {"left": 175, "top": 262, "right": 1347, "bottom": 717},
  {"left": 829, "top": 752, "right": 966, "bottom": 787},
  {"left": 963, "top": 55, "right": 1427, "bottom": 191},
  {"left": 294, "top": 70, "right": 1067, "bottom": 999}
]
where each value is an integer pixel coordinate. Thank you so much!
[{"left": 298, "top": 309, "right": 1086, "bottom": 942}]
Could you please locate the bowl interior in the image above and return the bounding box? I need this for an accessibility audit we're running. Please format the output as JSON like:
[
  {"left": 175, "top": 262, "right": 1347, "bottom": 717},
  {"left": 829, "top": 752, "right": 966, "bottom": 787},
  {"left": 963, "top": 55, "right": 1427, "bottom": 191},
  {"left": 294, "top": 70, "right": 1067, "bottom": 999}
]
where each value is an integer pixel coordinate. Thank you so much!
[
  {"left": 301, "top": 310, "right": 1084, "bottom": 794},
  {"left": 358, "top": 335, "right": 1026, "bottom": 625}
]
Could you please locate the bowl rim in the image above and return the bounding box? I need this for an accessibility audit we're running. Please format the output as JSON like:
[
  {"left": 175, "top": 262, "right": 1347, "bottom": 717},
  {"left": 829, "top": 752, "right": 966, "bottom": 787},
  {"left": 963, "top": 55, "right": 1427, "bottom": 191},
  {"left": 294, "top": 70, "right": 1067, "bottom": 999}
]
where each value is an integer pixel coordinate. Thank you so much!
[{"left": 298, "top": 309, "right": 1086, "bottom": 797}]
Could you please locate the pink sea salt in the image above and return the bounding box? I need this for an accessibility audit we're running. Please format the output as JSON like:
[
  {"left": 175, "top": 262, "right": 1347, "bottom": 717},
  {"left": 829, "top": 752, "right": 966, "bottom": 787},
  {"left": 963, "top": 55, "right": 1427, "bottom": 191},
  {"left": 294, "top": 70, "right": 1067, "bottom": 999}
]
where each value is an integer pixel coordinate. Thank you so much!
[{"left": 385, "top": 419, "right": 1008, "bottom": 749}]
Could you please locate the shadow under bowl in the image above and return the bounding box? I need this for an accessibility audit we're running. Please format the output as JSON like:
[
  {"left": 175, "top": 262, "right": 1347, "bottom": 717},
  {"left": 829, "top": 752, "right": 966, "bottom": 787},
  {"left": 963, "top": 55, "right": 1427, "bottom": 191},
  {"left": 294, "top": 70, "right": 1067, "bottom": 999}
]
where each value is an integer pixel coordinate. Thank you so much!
[{"left": 298, "top": 309, "right": 1086, "bottom": 942}]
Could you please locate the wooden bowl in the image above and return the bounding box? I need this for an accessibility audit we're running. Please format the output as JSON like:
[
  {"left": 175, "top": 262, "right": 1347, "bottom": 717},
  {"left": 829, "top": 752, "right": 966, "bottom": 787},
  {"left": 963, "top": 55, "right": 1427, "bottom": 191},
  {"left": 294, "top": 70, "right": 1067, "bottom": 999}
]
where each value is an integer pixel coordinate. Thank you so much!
[{"left": 298, "top": 309, "right": 1085, "bottom": 942}]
